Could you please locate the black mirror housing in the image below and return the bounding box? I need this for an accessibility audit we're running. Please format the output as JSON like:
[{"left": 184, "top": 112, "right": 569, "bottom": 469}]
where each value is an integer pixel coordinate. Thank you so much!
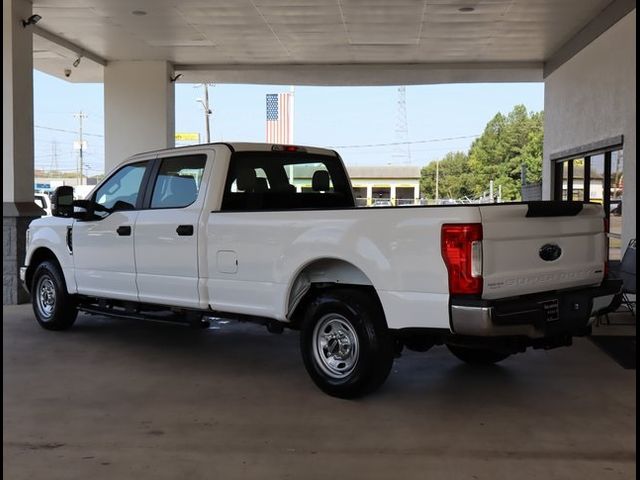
[{"left": 51, "top": 186, "right": 75, "bottom": 217}]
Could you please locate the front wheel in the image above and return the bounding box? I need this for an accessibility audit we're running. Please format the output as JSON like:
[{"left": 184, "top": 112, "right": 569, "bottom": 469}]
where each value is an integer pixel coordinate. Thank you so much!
[
  {"left": 300, "top": 288, "right": 394, "bottom": 399},
  {"left": 446, "top": 344, "right": 510, "bottom": 365},
  {"left": 31, "top": 261, "right": 78, "bottom": 331}
]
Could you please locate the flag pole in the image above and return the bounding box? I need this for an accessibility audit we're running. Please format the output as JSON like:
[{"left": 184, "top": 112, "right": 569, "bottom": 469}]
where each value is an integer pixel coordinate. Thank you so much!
[
  {"left": 289, "top": 86, "right": 295, "bottom": 185},
  {"left": 290, "top": 86, "right": 295, "bottom": 143}
]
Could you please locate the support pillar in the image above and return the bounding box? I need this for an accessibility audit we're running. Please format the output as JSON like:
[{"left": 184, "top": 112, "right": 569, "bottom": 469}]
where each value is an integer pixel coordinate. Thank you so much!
[
  {"left": 3, "top": 0, "right": 43, "bottom": 304},
  {"left": 104, "top": 61, "right": 175, "bottom": 172}
]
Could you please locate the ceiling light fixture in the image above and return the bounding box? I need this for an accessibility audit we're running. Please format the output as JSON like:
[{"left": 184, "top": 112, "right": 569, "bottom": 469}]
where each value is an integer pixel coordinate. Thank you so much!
[
  {"left": 22, "top": 14, "right": 42, "bottom": 27},
  {"left": 73, "top": 56, "right": 82, "bottom": 68},
  {"left": 458, "top": 7, "right": 475, "bottom": 12},
  {"left": 131, "top": 10, "right": 147, "bottom": 16}
]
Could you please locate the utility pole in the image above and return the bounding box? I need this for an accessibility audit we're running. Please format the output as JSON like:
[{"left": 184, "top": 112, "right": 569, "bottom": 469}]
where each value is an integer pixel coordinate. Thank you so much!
[
  {"left": 74, "top": 111, "right": 87, "bottom": 185},
  {"left": 197, "top": 84, "right": 213, "bottom": 143},
  {"left": 435, "top": 159, "right": 440, "bottom": 203}
]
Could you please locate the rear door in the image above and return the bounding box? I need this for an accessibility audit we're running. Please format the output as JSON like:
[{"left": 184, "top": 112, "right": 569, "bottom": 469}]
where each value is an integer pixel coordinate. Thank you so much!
[
  {"left": 134, "top": 153, "right": 209, "bottom": 308},
  {"left": 480, "top": 202, "right": 606, "bottom": 299}
]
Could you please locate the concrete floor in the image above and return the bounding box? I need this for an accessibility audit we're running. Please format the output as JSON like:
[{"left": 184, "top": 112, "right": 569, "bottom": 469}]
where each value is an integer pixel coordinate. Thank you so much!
[{"left": 3, "top": 304, "right": 636, "bottom": 480}]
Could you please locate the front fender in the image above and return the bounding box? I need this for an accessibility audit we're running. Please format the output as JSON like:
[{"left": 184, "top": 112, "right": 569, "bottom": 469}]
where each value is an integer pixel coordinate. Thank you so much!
[{"left": 26, "top": 218, "right": 76, "bottom": 294}]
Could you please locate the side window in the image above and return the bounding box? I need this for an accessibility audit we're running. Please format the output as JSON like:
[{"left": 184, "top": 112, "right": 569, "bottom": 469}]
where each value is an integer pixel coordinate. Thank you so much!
[
  {"left": 94, "top": 161, "right": 148, "bottom": 211},
  {"left": 150, "top": 155, "right": 206, "bottom": 209}
]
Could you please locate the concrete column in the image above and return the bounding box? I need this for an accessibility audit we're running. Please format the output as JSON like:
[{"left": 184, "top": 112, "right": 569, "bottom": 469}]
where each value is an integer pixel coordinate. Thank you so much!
[
  {"left": 3, "top": 0, "right": 43, "bottom": 304},
  {"left": 390, "top": 184, "right": 397, "bottom": 206},
  {"left": 366, "top": 185, "right": 373, "bottom": 206},
  {"left": 104, "top": 61, "right": 175, "bottom": 172}
]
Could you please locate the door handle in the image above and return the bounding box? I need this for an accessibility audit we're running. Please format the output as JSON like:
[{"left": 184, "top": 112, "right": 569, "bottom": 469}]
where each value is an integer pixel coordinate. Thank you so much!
[
  {"left": 176, "top": 225, "right": 194, "bottom": 236},
  {"left": 116, "top": 225, "right": 132, "bottom": 236}
]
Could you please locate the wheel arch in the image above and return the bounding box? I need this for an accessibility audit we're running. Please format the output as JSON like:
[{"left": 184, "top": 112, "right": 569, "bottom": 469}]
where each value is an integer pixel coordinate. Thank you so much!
[
  {"left": 25, "top": 247, "right": 64, "bottom": 292},
  {"left": 286, "top": 257, "right": 385, "bottom": 327}
]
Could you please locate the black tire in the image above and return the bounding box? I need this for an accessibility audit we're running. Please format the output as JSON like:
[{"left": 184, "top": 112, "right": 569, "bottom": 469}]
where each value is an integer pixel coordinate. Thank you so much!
[
  {"left": 31, "top": 260, "right": 78, "bottom": 331},
  {"left": 446, "top": 344, "right": 510, "bottom": 365},
  {"left": 300, "top": 288, "right": 394, "bottom": 399}
]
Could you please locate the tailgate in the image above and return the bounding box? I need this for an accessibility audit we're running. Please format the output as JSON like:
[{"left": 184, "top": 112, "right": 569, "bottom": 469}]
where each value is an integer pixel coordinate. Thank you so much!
[{"left": 480, "top": 202, "right": 606, "bottom": 300}]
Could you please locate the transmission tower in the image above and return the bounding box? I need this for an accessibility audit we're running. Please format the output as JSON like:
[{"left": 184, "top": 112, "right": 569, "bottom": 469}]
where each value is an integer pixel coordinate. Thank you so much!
[
  {"left": 49, "top": 140, "right": 59, "bottom": 176},
  {"left": 392, "top": 86, "right": 411, "bottom": 164}
]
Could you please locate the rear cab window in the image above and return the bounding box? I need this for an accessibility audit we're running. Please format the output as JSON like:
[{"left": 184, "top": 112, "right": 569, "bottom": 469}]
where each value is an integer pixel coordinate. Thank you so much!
[
  {"left": 150, "top": 155, "right": 206, "bottom": 209},
  {"left": 221, "top": 151, "right": 354, "bottom": 211}
]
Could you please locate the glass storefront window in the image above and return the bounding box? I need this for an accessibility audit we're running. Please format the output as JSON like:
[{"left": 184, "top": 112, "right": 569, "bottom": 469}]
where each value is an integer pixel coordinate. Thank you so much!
[
  {"left": 554, "top": 148, "right": 624, "bottom": 260},
  {"left": 609, "top": 151, "right": 624, "bottom": 260}
]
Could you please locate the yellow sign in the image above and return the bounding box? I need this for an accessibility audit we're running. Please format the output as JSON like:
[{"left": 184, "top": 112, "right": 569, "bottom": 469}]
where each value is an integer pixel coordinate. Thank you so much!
[{"left": 175, "top": 132, "right": 200, "bottom": 142}]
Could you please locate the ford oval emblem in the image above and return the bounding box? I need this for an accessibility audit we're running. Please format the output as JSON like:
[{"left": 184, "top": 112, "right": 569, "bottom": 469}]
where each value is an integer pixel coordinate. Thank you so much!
[{"left": 539, "top": 243, "right": 562, "bottom": 262}]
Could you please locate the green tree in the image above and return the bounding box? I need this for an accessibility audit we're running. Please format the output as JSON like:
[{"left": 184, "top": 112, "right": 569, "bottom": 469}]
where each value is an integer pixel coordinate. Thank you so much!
[
  {"left": 420, "top": 105, "right": 543, "bottom": 201},
  {"left": 420, "top": 151, "right": 474, "bottom": 200},
  {"left": 467, "top": 105, "right": 544, "bottom": 200}
]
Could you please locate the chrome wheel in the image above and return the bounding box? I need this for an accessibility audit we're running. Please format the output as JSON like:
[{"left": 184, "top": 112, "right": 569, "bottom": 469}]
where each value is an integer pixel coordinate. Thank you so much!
[
  {"left": 36, "top": 274, "right": 56, "bottom": 320},
  {"left": 312, "top": 313, "right": 360, "bottom": 379}
]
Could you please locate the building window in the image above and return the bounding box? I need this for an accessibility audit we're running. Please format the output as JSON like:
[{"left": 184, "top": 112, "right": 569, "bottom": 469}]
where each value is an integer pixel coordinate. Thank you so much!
[{"left": 553, "top": 147, "right": 624, "bottom": 259}]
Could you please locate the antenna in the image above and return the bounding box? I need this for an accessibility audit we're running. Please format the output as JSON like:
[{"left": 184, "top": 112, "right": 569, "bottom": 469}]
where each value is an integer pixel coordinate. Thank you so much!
[{"left": 393, "top": 86, "right": 411, "bottom": 165}]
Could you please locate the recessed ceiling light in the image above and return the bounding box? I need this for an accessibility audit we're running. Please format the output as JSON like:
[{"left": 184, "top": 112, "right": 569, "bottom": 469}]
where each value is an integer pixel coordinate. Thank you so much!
[
  {"left": 458, "top": 7, "right": 475, "bottom": 12},
  {"left": 131, "top": 10, "right": 147, "bottom": 16}
]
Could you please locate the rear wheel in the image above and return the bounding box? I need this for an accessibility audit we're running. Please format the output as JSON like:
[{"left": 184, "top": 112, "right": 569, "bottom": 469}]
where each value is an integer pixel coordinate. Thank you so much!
[
  {"left": 446, "top": 344, "right": 510, "bottom": 365},
  {"left": 300, "top": 289, "right": 394, "bottom": 399},
  {"left": 31, "top": 261, "right": 78, "bottom": 331}
]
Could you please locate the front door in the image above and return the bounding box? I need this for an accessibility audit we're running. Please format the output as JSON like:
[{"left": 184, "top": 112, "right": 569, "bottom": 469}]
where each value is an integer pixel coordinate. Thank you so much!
[
  {"left": 134, "top": 154, "right": 208, "bottom": 308},
  {"left": 73, "top": 160, "right": 151, "bottom": 301}
]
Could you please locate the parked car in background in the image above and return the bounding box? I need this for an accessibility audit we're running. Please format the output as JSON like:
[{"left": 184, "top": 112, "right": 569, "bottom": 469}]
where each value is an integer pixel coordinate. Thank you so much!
[{"left": 34, "top": 193, "right": 51, "bottom": 216}]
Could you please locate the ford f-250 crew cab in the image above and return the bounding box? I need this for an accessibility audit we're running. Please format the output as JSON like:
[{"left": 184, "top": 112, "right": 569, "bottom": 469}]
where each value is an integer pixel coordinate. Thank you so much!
[{"left": 21, "top": 142, "right": 621, "bottom": 398}]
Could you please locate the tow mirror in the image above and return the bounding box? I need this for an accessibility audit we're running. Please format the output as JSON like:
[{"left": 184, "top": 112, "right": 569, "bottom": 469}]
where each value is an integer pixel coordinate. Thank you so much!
[{"left": 51, "top": 186, "right": 75, "bottom": 218}]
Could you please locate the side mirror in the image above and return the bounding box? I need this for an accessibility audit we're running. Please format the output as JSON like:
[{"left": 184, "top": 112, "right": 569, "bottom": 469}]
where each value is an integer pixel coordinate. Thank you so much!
[{"left": 51, "top": 186, "right": 75, "bottom": 218}]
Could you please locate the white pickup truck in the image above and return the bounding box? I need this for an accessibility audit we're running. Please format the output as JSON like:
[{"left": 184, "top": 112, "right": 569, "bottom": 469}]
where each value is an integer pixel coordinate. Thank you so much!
[{"left": 21, "top": 142, "right": 620, "bottom": 398}]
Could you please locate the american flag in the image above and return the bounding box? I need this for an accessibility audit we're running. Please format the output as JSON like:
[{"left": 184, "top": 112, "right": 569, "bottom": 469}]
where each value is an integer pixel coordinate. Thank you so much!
[{"left": 266, "top": 92, "right": 293, "bottom": 144}]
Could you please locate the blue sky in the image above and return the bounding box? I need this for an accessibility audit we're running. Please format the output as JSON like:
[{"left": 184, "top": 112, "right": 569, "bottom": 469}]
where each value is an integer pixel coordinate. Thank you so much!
[{"left": 34, "top": 70, "right": 543, "bottom": 175}]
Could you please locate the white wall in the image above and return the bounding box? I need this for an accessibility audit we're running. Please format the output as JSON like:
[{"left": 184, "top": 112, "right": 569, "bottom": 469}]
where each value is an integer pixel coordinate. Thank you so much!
[
  {"left": 104, "top": 61, "right": 175, "bottom": 172},
  {"left": 543, "top": 10, "right": 636, "bottom": 247}
]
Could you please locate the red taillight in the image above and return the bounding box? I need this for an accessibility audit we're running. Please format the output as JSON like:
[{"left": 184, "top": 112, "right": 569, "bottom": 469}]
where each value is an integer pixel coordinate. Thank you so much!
[{"left": 441, "top": 223, "right": 483, "bottom": 295}]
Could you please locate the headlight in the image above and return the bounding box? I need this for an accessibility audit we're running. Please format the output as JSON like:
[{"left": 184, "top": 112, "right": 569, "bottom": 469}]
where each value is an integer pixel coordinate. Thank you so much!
[{"left": 26, "top": 228, "right": 31, "bottom": 246}]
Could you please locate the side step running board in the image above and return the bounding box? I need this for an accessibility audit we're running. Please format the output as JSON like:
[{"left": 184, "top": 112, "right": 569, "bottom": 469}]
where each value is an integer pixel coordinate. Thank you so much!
[{"left": 77, "top": 305, "right": 210, "bottom": 328}]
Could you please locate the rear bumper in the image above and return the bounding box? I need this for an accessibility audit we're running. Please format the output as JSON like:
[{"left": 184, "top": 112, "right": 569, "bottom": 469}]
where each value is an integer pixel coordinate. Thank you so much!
[{"left": 450, "top": 279, "right": 622, "bottom": 338}]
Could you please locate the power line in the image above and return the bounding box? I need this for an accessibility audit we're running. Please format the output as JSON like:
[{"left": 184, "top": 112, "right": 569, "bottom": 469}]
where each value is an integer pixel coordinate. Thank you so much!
[
  {"left": 35, "top": 124, "right": 104, "bottom": 137},
  {"left": 332, "top": 134, "right": 480, "bottom": 149}
]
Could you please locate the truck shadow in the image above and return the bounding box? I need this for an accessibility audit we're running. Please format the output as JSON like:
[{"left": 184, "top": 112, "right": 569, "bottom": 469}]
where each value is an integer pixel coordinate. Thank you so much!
[{"left": 66, "top": 313, "right": 534, "bottom": 403}]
